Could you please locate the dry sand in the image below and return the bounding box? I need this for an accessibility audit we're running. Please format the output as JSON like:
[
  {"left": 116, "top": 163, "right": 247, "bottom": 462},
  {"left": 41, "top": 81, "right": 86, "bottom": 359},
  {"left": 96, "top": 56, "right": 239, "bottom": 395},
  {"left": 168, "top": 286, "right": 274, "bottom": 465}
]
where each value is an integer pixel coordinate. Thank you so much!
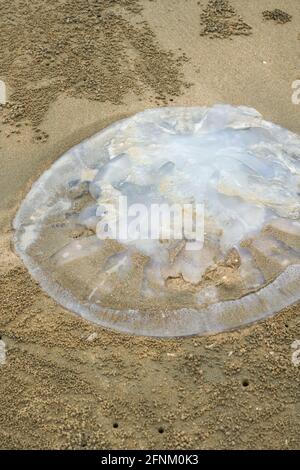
[{"left": 0, "top": 0, "right": 300, "bottom": 449}]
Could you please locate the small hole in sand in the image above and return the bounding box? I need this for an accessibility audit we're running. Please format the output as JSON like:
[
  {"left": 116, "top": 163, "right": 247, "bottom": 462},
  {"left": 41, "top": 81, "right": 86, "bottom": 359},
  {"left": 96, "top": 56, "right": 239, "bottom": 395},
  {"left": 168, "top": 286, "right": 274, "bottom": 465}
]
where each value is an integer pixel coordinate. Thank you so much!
[
  {"left": 242, "top": 379, "right": 249, "bottom": 387},
  {"left": 113, "top": 422, "right": 119, "bottom": 429},
  {"left": 158, "top": 426, "right": 165, "bottom": 434}
]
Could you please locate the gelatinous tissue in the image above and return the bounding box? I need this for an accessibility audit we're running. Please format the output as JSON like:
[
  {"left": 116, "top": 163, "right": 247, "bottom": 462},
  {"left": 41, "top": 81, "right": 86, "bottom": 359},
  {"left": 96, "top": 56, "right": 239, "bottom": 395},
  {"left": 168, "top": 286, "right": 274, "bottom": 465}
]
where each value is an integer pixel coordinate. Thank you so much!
[{"left": 13, "top": 105, "right": 300, "bottom": 336}]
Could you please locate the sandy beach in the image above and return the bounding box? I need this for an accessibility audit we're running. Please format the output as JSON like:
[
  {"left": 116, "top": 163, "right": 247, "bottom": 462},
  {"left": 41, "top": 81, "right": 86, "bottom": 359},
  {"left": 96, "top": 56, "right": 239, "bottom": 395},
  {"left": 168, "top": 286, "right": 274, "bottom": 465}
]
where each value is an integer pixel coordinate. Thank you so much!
[{"left": 0, "top": 0, "right": 300, "bottom": 449}]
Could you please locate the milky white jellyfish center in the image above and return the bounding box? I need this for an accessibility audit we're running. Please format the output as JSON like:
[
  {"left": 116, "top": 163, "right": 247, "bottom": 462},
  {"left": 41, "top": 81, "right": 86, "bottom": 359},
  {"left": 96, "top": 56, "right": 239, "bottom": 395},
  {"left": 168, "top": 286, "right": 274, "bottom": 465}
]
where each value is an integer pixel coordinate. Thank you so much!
[{"left": 13, "top": 105, "right": 300, "bottom": 337}]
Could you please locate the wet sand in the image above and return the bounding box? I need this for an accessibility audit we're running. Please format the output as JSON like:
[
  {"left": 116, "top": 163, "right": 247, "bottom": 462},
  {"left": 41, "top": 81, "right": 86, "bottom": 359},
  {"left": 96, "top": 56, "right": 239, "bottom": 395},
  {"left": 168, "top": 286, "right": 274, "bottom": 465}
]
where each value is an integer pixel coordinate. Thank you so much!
[{"left": 0, "top": 0, "right": 300, "bottom": 449}]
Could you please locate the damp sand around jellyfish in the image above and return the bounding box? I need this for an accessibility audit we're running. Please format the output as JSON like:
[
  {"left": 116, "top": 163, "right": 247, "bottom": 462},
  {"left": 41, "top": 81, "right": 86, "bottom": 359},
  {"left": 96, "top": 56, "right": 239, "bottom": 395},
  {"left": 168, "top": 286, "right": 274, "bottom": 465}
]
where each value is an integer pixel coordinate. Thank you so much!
[{"left": 13, "top": 105, "right": 300, "bottom": 337}]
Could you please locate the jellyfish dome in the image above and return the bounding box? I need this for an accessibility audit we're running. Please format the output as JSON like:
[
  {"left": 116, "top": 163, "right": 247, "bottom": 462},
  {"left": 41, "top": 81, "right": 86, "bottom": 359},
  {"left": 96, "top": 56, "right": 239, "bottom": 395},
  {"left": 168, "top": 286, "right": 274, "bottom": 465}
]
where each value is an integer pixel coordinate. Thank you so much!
[{"left": 13, "top": 105, "right": 300, "bottom": 337}]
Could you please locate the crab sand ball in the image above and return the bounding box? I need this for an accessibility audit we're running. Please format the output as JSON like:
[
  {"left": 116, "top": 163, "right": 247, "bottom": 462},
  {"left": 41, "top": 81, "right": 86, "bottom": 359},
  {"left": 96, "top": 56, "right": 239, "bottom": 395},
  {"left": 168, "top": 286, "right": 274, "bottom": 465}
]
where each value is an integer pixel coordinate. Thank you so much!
[{"left": 13, "top": 105, "right": 300, "bottom": 337}]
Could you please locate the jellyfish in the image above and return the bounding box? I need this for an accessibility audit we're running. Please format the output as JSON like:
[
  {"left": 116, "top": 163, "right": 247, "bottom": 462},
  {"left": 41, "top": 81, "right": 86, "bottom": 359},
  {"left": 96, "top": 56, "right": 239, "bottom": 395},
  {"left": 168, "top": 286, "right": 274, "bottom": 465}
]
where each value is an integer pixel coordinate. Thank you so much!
[{"left": 13, "top": 105, "right": 300, "bottom": 337}]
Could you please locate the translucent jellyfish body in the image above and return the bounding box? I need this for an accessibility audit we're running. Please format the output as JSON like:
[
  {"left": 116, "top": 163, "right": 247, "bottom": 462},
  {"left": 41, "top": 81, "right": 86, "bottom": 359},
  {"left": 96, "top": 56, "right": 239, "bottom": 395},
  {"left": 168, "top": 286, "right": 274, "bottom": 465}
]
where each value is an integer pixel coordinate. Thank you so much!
[{"left": 13, "top": 105, "right": 300, "bottom": 337}]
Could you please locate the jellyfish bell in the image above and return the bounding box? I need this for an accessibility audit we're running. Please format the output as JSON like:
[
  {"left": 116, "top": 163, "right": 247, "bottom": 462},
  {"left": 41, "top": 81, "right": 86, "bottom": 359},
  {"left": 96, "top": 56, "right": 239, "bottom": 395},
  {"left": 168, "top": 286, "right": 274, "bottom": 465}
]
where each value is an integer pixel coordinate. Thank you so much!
[{"left": 13, "top": 105, "right": 300, "bottom": 337}]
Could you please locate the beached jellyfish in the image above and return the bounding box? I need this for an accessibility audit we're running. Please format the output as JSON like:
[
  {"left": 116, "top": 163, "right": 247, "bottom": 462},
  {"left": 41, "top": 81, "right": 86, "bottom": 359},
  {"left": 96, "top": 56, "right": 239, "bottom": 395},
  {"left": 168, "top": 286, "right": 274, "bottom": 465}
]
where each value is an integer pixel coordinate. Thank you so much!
[{"left": 13, "top": 105, "right": 300, "bottom": 337}]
